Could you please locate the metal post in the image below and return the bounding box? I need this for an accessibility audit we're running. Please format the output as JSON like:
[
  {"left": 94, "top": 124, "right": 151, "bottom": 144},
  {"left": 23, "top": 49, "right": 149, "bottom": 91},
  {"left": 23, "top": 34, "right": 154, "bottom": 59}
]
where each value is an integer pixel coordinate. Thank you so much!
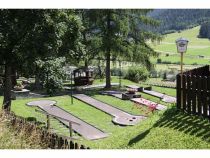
[
  {"left": 119, "top": 60, "right": 122, "bottom": 88},
  {"left": 69, "top": 121, "right": 73, "bottom": 137},
  {"left": 180, "top": 52, "right": 183, "bottom": 109},
  {"left": 70, "top": 72, "right": 73, "bottom": 104}
]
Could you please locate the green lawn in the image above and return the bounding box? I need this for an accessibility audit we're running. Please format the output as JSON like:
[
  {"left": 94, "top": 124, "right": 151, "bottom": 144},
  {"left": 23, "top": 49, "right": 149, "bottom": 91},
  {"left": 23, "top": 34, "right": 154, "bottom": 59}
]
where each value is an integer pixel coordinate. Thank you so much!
[
  {"left": 150, "top": 26, "right": 210, "bottom": 65},
  {"left": 0, "top": 78, "right": 210, "bottom": 149},
  {"left": 5, "top": 95, "right": 210, "bottom": 149}
]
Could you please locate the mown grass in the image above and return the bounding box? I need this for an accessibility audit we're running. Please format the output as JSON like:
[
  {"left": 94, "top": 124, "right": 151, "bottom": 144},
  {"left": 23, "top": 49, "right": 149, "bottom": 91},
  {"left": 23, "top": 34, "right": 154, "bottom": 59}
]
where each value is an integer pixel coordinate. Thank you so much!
[
  {"left": 150, "top": 26, "right": 210, "bottom": 65},
  {"left": 1, "top": 77, "right": 210, "bottom": 149}
]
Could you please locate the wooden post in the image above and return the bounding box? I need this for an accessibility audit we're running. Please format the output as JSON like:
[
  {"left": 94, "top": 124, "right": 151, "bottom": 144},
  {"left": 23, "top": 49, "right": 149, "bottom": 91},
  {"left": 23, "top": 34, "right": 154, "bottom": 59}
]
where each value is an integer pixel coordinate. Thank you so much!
[
  {"left": 176, "top": 74, "right": 181, "bottom": 110},
  {"left": 69, "top": 121, "right": 73, "bottom": 137},
  {"left": 47, "top": 115, "right": 50, "bottom": 131}
]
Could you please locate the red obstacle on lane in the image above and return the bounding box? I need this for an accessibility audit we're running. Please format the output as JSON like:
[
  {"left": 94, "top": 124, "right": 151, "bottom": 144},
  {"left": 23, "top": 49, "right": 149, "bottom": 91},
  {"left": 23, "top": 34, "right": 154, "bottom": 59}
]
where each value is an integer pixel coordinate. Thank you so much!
[{"left": 131, "top": 98, "right": 167, "bottom": 111}]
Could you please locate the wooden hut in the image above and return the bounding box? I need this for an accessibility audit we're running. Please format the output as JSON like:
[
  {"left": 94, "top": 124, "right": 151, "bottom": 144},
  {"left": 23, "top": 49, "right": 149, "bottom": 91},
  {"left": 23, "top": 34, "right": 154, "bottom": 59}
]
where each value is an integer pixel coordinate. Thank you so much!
[{"left": 73, "top": 67, "right": 94, "bottom": 86}]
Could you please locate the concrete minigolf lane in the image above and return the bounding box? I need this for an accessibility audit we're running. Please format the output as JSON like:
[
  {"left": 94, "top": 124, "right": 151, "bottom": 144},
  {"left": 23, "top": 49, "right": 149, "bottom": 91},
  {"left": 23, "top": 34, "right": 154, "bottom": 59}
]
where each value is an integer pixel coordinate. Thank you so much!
[
  {"left": 73, "top": 94, "right": 146, "bottom": 126},
  {"left": 26, "top": 100, "right": 108, "bottom": 140}
]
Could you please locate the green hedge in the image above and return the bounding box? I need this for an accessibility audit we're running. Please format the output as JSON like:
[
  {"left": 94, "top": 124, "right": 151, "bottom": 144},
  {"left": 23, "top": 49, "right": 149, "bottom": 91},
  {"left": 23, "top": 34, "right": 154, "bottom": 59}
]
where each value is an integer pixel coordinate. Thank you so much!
[{"left": 124, "top": 67, "right": 149, "bottom": 83}]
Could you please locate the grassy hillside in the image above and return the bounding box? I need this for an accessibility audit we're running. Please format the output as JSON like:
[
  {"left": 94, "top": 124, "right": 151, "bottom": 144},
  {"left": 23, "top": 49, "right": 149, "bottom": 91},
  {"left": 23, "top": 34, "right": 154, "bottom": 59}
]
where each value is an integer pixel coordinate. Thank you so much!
[
  {"left": 151, "top": 26, "right": 210, "bottom": 65},
  {"left": 0, "top": 111, "right": 46, "bottom": 149}
]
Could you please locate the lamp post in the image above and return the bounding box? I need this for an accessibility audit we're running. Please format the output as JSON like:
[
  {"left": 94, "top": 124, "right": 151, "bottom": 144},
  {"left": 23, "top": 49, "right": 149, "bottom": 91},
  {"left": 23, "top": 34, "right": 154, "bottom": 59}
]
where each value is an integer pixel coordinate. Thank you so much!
[
  {"left": 119, "top": 60, "right": 122, "bottom": 88},
  {"left": 70, "top": 70, "right": 73, "bottom": 105},
  {"left": 176, "top": 37, "right": 189, "bottom": 109}
]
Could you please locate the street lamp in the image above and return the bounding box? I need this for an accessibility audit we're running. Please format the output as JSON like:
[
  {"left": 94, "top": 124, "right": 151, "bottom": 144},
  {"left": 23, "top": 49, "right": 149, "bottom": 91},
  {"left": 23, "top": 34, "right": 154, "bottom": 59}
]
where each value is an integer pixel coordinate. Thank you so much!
[{"left": 176, "top": 37, "right": 189, "bottom": 109}]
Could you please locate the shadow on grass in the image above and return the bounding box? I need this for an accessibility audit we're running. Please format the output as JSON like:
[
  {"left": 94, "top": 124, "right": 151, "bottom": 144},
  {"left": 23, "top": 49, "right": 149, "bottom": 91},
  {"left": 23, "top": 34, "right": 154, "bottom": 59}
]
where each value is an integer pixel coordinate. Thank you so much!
[
  {"left": 153, "top": 107, "right": 210, "bottom": 142},
  {"left": 128, "top": 107, "right": 210, "bottom": 146},
  {"left": 128, "top": 129, "right": 151, "bottom": 146},
  {"left": 26, "top": 117, "right": 45, "bottom": 126}
]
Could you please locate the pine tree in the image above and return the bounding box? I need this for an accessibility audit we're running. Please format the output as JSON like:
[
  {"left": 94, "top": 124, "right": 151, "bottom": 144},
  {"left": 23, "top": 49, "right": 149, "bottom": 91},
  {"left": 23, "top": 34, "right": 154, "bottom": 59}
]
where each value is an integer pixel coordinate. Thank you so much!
[{"left": 86, "top": 9, "right": 162, "bottom": 88}]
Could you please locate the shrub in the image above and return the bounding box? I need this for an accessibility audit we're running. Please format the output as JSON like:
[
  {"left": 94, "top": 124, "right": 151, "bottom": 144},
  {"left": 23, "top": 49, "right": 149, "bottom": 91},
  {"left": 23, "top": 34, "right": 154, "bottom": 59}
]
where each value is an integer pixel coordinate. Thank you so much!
[
  {"left": 157, "top": 58, "right": 162, "bottom": 64},
  {"left": 35, "top": 57, "right": 66, "bottom": 96},
  {"left": 110, "top": 67, "right": 125, "bottom": 76},
  {"left": 163, "top": 72, "right": 167, "bottom": 80},
  {"left": 124, "top": 67, "right": 149, "bottom": 83},
  {"left": 150, "top": 69, "right": 158, "bottom": 78}
]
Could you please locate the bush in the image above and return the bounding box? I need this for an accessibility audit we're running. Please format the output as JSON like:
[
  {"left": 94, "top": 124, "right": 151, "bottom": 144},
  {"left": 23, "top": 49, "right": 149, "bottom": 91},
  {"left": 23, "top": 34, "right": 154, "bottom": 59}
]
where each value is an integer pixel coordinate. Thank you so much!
[
  {"left": 124, "top": 67, "right": 149, "bottom": 83},
  {"left": 150, "top": 69, "right": 158, "bottom": 78},
  {"left": 35, "top": 57, "right": 66, "bottom": 96},
  {"left": 157, "top": 58, "right": 162, "bottom": 64},
  {"left": 163, "top": 72, "right": 167, "bottom": 80}
]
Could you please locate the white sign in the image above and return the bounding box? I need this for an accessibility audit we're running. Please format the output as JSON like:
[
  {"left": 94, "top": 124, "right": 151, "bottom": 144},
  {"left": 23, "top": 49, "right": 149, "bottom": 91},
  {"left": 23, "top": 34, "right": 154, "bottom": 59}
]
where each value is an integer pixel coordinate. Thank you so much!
[{"left": 176, "top": 37, "right": 189, "bottom": 53}]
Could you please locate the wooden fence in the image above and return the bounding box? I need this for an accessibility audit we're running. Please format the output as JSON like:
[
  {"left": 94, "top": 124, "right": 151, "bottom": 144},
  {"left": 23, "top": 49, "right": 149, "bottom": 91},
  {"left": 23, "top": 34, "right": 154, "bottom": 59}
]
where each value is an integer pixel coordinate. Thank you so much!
[
  {"left": 4, "top": 112, "right": 90, "bottom": 149},
  {"left": 177, "top": 69, "right": 210, "bottom": 119}
]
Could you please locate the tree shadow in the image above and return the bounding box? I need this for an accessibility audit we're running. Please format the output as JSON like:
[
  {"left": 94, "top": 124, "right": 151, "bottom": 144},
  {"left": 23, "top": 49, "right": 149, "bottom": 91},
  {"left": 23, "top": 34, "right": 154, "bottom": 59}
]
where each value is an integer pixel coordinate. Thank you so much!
[
  {"left": 128, "top": 128, "right": 151, "bottom": 146},
  {"left": 153, "top": 107, "right": 210, "bottom": 142},
  {"left": 26, "top": 117, "right": 44, "bottom": 125},
  {"left": 127, "top": 107, "right": 210, "bottom": 146}
]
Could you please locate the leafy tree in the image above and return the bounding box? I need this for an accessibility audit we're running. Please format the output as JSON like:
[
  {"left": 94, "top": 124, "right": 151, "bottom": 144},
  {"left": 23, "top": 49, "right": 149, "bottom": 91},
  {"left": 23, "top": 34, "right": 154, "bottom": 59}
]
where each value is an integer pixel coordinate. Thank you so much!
[
  {"left": 87, "top": 9, "right": 161, "bottom": 88},
  {"left": 0, "top": 9, "right": 82, "bottom": 110},
  {"left": 74, "top": 10, "right": 102, "bottom": 68},
  {"left": 35, "top": 57, "right": 66, "bottom": 96}
]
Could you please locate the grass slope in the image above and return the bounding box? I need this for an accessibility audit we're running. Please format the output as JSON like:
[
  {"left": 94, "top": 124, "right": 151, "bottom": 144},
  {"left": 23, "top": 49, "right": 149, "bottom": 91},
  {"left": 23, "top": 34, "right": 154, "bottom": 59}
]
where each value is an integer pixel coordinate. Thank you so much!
[
  {"left": 151, "top": 26, "right": 210, "bottom": 65},
  {"left": 0, "top": 111, "right": 46, "bottom": 149}
]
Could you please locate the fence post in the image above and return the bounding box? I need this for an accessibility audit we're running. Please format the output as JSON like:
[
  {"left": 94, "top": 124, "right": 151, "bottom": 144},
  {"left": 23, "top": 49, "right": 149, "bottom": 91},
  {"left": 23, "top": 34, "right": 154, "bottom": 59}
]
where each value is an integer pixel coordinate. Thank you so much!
[
  {"left": 208, "top": 76, "right": 210, "bottom": 119},
  {"left": 70, "top": 141, "right": 74, "bottom": 149},
  {"left": 176, "top": 74, "right": 181, "bottom": 110},
  {"left": 202, "top": 76, "right": 208, "bottom": 117},
  {"left": 186, "top": 75, "right": 192, "bottom": 113},
  {"left": 182, "top": 75, "right": 187, "bottom": 111},
  {"left": 47, "top": 115, "right": 50, "bottom": 131},
  {"left": 197, "top": 76, "right": 202, "bottom": 115},
  {"left": 69, "top": 122, "right": 73, "bottom": 138},
  {"left": 192, "top": 75, "right": 197, "bottom": 114}
]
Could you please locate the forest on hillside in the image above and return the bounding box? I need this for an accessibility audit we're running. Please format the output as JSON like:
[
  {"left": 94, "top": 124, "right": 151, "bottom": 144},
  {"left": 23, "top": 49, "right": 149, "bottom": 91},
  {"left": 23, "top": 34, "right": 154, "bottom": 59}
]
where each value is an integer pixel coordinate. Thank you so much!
[{"left": 149, "top": 9, "right": 210, "bottom": 34}]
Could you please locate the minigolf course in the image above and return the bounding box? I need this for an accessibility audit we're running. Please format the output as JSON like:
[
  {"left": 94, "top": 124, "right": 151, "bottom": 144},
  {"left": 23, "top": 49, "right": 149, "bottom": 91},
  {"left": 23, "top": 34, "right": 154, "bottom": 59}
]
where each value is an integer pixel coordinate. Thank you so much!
[
  {"left": 131, "top": 98, "right": 167, "bottom": 110},
  {"left": 143, "top": 89, "right": 176, "bottom": 103},
  {"left": 26, "top": 100, "right": 108, "bottom": 140},
  {"left": 126, "top": 85, "right": 176, "bottom": 103},
  {"left": 73, "top": 94, "right": 146, "bottom": 126}
]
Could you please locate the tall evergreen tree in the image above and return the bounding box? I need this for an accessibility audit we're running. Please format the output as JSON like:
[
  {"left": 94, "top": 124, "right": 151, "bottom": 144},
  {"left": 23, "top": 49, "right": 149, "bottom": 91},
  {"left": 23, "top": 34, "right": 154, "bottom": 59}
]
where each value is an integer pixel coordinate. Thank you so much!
[{"left": 87, "top": 9, "right": 162, "bottom": 88}]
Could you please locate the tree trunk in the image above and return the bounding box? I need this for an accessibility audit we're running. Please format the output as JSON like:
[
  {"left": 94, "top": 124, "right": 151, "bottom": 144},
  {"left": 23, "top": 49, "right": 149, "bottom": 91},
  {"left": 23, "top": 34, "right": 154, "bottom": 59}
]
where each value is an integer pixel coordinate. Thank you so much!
[
  {"left": 11, "top": 65, "right": 17, "bottom": 87},
  {"left": 105, "top": 11, "right": 111, "bottom": 89},
  {"left": 105, "top": 49, "right": 111, "bottom": 88},
  {"left": 35, "top": 74, "right": 42, "bottom": 90},
  {"left": 84, "top": 60, "right": 90, "bottom": 78},
  {"left": 2, "top": 63, "right": 12, "bottom": 111}
]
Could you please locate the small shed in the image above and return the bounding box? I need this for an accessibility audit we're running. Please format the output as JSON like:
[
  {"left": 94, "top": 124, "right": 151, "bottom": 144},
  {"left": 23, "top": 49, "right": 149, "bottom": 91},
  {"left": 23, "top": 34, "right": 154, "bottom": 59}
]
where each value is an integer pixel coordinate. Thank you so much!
[{"left": 73, "top": 67, "right": 94, "bottom": 86}]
